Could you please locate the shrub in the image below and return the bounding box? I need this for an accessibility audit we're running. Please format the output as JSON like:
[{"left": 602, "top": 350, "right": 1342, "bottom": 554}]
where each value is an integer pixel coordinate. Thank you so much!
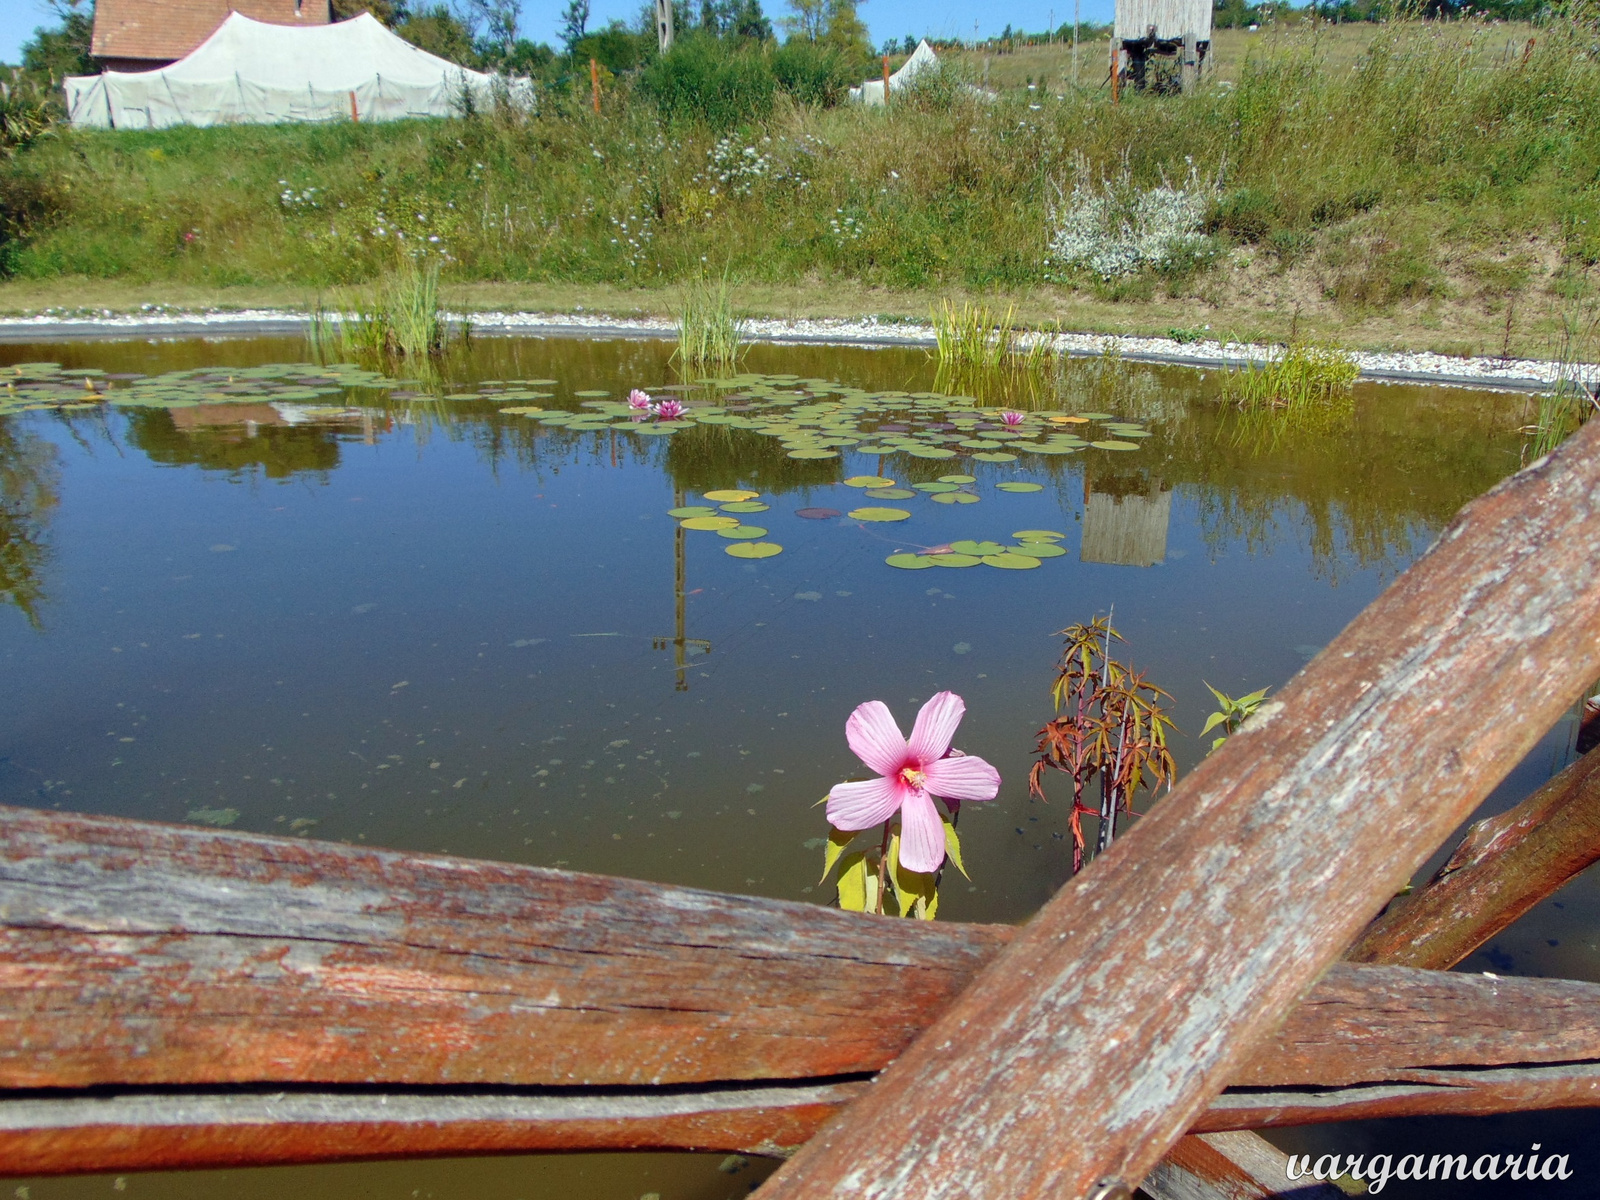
[
  {"left": 638, "top": 37, "right": 776, "bottom": 129},
  {"left": 770, "top": 40, "right": 852, "bottom": 107},
  {"left": 1208, "top": 187, "right": 1279, "bottom": 243},
  {"left": 1048, "top": 161, "right": 1217, "bottom": 280}
]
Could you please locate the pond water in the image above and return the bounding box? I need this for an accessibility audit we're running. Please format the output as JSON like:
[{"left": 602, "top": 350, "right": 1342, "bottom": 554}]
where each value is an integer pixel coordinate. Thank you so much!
[{"left": 2, "top": 333, "right": 1595, "bottom": 1199}]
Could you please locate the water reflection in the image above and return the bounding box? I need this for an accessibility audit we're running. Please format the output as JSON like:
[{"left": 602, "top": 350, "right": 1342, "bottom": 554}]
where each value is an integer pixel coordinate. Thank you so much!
[
  {"left": 0, "top": 418, "right": 59, "bottom": 627},
  {"left": 1081, "top": 472, "right": 1171, "bottom": 568}
]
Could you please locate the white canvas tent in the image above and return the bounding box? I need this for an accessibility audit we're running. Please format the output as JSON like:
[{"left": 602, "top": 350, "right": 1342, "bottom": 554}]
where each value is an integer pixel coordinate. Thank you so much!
[
  {"left": 849, "top": 40, "right": 993, "bottom": 105},
  {"left": 65, "top": 12, "right": 519, "bottom": 129}
]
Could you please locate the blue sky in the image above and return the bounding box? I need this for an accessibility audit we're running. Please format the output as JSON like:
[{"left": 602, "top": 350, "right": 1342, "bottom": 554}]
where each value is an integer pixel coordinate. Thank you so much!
[{"left": 3, "top": 0, "right": 1117, "bottom": 65}]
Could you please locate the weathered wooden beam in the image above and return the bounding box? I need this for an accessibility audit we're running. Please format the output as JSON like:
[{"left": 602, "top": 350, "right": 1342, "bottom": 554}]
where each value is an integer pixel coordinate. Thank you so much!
[
  {"left": 11, "top": 808, "right": 1600, "bottom": 1177},
  {"left": 1145, "top": 1134, "right": 1347, "bottom": 1200},
  {"left": 1347, "top": 742, "right": 1600, "bottom": 969},
  {"left": 754, "top": 422, "right": 1600, "bottom": 1200}
]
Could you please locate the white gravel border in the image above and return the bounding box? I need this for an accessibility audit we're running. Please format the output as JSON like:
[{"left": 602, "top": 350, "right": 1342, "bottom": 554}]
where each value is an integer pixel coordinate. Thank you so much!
[{"left": 2, "top": 307, "right": 1594, "bottom": 394}]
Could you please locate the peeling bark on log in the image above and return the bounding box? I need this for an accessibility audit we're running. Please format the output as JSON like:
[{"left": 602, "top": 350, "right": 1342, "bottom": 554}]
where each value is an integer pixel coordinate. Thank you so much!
[
  {"left": 1348, "top": 744, "right": 1600, "bottom": 969},
  {"left": 755, "top": 423, "right": 1600, "bottom": 1200}
]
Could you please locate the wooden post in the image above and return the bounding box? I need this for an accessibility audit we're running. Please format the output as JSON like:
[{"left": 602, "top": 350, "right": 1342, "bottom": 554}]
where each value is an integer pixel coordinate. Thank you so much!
[
  {"left": 1110, "top": 36, "right": 1120, "bottom": 105},
  {"left": 882, "top": 54, "right": 891, "bottom": 105},
  {"left": 1180, "top": 32, "right": 1198, "bottom": 93},
  {"left": 348, "top": 90, "right": 358, "bottom": 121},
  {"left": 754, "top": 422, "right": 1600, "bottom": 1200},
  {"left": 654, "top": 0, "right": 674, "bottom": 52},
  {"left": 590, "top": 57, "right": 600, "bottom": 113}
]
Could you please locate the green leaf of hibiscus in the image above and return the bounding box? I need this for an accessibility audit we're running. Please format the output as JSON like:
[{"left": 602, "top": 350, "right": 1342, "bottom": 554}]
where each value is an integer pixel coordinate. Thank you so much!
[
  {"left": 821, "top": 827, "right": 857, "bottom": 883},
  {"left": 836, "top": 852, "right": 869, "bottom": 912},
  {"left": 942, "top": 817, "right": 969, "bottom": 881}
]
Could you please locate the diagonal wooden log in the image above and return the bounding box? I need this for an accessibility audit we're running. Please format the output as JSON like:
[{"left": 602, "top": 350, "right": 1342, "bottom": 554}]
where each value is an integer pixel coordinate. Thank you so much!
[
  {"left": 1347, "top": 742, "right": 1600, "bottom": 968},
  {"left": 9, "top": 808, "right": 1600, "bottom": 1176},
  {"left": 752, "top": 422, "right": 1600, "bottom": 1200},
  {"left": 1145, "top": 1133, "right": 1346, "bottom": 1200}
]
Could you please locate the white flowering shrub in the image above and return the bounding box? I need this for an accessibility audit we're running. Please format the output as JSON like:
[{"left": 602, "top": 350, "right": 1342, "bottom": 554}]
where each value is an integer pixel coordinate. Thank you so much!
[{"left": 1047, "top": 162, "right": 1217, "bottom": 280}]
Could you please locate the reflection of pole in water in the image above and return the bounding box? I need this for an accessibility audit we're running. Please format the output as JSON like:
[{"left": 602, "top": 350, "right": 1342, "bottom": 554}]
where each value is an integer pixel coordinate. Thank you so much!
[
  {"left": 652, "top": 487, "right": 711, "bottom": 691},
  {"left": 1080, "top": 475, "right": 1172, "bottom": 568}
]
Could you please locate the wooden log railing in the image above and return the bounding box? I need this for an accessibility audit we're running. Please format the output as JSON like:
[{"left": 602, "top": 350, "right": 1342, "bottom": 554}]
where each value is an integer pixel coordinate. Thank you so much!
[{"left": 5, "top": 422, "right": 1600, "bottom": 1193}]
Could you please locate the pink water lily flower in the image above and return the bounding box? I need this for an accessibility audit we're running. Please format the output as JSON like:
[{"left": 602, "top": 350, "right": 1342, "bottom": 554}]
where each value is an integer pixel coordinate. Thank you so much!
[
  {"left": 655, "top": 398, "right": 685, "bottom": 420},
  {"left": 627, "top": 388, "right": 653, "bottom": 411},
  {"left": 826, "top": 691, "right": 1001, "bottom": 873},
  {"left": 1000, "top": 410, "right": 1025, "bottom": 427}
]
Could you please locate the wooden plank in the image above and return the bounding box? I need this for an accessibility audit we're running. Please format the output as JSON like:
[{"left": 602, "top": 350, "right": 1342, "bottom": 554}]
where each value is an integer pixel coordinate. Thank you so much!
[
  {"left": 0, "top": 1082, "right": 873, "bottom": 1176},
  {"left": 0, "top": 804, "right": 1008, "bottom": 1090},
  {"left": 753, "top": 421, "right": 1600, "bottom": 1200},
  {"left": 1347, "top": 744, "right": 1600, "bottom": 969},
  {"left": 1145, "top": 1134, "right": 1347, "bottom": 1200}
]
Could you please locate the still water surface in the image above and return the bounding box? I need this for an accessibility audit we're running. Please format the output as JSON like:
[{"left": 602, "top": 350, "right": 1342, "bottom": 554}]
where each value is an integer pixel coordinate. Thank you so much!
[{"left": 1, "top": 334, "right": 1594, "bottom": 1198}]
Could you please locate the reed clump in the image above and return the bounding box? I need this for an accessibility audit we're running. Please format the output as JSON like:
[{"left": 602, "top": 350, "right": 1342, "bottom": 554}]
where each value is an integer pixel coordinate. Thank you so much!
[
  {"left": 307, "top": 261, "right": 463, "bottom": 362},
  {"left": 673, "top": 273, "right": 744, "bottom": 372},
  {"left": 1223, "top": 340, "right": 1359, "bottom": 410}
]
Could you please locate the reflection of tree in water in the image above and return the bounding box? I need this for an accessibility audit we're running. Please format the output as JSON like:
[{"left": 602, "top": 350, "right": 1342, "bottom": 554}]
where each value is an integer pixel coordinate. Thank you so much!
[
  {"left": 1163, "top": 388, "right": 1525, "bottom": 582},
  {"left": 0, "top": 419, "right": 60, "bottom": 628},
  {"left": 664, "top": 424, "right": 841, "bottom": 495},
  {"left": 124, "top": 409, "right": 341, "bottom": 479}
]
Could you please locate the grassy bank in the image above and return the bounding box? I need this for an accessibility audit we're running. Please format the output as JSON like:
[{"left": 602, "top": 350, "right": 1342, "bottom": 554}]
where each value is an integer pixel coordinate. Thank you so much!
[{"left": 2, "top": 18, "right": 1596, "bottom": 358}]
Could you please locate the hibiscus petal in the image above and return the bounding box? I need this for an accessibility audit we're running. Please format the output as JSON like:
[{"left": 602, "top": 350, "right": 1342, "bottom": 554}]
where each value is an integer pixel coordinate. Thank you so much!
[
  {"left": 907, "top": 691, "right": 964, "bottom": 765},
  {"left": 923, "top": 753, "right": 1002, "bottom": 803},
  {"left": 846, "top": 700, "right": 908, "bottom": 777},
  {"left": 898, "top": 788, "right": 946, "bottom": 873},
  {"left": 826, "top": 775, "right": 905, "bottom": 831}
]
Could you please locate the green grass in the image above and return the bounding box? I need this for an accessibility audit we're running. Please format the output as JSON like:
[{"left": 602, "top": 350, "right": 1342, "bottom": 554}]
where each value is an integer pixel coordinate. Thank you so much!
[
  {"left": 673, "top": 273, "right": 744, "bottom": 371},
  {"left": 1, "top": 17, "right": 1597, "bottom": 341}
]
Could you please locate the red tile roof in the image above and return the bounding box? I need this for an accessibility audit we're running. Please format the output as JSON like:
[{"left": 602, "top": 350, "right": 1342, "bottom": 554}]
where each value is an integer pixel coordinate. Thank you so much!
[{"left": 92, "top": 0, "right": 333, "bottom": 66}]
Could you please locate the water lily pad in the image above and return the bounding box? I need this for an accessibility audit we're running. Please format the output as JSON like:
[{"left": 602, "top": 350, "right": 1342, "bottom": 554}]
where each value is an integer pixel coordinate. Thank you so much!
[
  {"left": 929, "top": 553, "right": 981, "bottom": 567},
  {"left": 1049, "top": 415, "right": 1090, "bottom": 424},
  {"left": 631, "top": 425, "right": 680, "bottom": 435},
  {"left": 795, "top": 507, "right": 842, "bottom": 519},
  {"left": 938, "top": 474, "right": 977, "bottom": 484},
  {"left": 848, "top": 507, "right": 912, "bottom": 522},
  {"left": 1091, "top": 440, "right": 1141, "bottom": 451},
  {"left": 703, "top": 489, "right": 759, "bottom": 502},
  {"left": 913, "top": 482, "right": 960, "bottom": 493},
  {"left": 1077, "top": 411, "right": 1115, "bottom": 420},
  {"left": 907, "top": 447, "right": 957, "bottom": 459},
  {"left": 1013, "top": 530, "right": 1067, "bottom": 541},
  {"left": 667, "top": 506, "right": 717, "bottom": 518},
  {"left": 844, "top": 475, "right": 895, "bottom": 488},
  {"left": 972, "top": 452, "right": 1019, "bottom": 463},
  {"left": 681, "top": 516, "right": 741, "bottom": 531},
  {"left": 574, "top": 389, "right": 611, "bottom": 397},
  {"left": 930, "top": 491, "right": 980, "bottom": 505},
  {"left": 982, "top": 552, "right": 1042, "bottom": 569},
  {"left": 1011, "top": 541, "right": 1066, "bottom": 558},
  {"left": 951, "top": 540, "right": 1007, "bottom": 556},
  {"left": 886, "top": 553, "right": 939, "bottom": 569},
  {"left": 864, "top": 488, "right": 916, "bottom": 500},
  {"left": 856, "top": 445, "right": 894, "bottom": 455},
  {"left": 719, "top": 501, "right": 770, "bottom": 513},
  {"left": 499, "top": 406, "right": 546, "bottom": 415},
  {"left": 726, "top": 541, "right": 783, "bottom": 559},
  {"left": 788, "top": 449, "right": 839, "bottom": 459},
  {"left": 718, "top": 525, "right": 769, "bottom": 539},
  {"left": 996, "top": 481, "right": 1044, "bottom": 493}
]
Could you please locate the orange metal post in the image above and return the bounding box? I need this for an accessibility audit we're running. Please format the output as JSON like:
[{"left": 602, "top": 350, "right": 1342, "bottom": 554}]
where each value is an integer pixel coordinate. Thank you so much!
[
  {"left": 882, "top": 55, "right": 890, "bottom": 104},
  {"left": 591, "top": 57, "right": 601, "bottom": 113}
]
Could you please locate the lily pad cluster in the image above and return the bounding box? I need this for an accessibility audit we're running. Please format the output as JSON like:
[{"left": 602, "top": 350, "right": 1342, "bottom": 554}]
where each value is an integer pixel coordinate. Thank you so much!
[
  {"left": 668, "top": 488, "right": 783, "bottom": 558},
  {"left": 886, "top": 529, "right": 1070, "bottom": 571},
  {"left": 0, "top": 360, "right": 407, "bottom": 416},
  {"left": 501, "top": 372, "right": 1152, "bottom": 462}
]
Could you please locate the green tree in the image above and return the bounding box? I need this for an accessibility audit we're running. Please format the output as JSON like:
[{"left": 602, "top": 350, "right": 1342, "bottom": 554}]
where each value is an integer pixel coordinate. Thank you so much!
[
  {"left": 782, "top": 0, "right": 826, "bottom": 41},
  {"left": 330, "top": 0, "right": 401, "bottom": 22},
  {"left": 19, "top": 0, "right": 94, "bottom": 83},
  {"left": 819, "top": 0, "right": 870, "bottom": 61},
  {"left": 559, "top": 0, "right": 591, "bottom": 51},
  {"left": 396, "top": 3, "right": 482, "bottom": 64}
]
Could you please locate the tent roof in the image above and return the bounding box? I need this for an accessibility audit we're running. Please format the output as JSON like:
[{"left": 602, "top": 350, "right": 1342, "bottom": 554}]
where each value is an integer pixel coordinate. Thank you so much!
[{"left": 98, "top": 12, "right": 492, "bottom": 88}]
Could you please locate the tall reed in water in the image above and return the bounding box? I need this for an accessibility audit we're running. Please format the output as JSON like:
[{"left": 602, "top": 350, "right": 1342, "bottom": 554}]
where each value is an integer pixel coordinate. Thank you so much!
[{"left": 673, "top": 274, "right": 744, "bottom": 372}]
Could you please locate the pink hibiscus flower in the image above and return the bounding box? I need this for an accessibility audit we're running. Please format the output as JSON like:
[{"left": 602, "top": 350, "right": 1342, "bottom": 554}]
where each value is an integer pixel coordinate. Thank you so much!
[
  {"left": 627, "top": 388, "right": 653, "bottom": 411},
  {"left": 655, "top": 398, "right": 686, "bottom": 420},
  {"left": 826, "top": 691, "right": 1001, "bottom": 873}
]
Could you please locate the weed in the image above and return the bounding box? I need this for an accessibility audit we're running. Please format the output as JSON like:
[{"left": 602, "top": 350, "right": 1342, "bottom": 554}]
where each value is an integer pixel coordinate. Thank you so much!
[{"left": 673, "top": 272, "right": 744, "bottom": 371}]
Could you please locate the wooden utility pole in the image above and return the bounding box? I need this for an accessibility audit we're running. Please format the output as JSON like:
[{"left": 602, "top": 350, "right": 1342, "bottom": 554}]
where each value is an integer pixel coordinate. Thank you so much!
[
  {"left": 590, "top": 57, "right": 600, "bottom": 113},
  {"left": 882, "top": 54, "right": 891, "bottom": 104},
  {"left": 654, "top": 0, "right": 673, "bottom": 52}
]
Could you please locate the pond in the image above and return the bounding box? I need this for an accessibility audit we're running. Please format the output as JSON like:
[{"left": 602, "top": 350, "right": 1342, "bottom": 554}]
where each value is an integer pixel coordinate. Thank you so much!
[{"left": 2, "top": 333, "right": 1595, "bottom": 1199}]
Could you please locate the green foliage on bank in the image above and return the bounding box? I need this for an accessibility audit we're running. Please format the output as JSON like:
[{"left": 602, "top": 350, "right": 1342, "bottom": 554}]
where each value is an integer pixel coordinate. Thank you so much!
[{"left": 2, "top": 14, "right": 1599, "bottom": 311}]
